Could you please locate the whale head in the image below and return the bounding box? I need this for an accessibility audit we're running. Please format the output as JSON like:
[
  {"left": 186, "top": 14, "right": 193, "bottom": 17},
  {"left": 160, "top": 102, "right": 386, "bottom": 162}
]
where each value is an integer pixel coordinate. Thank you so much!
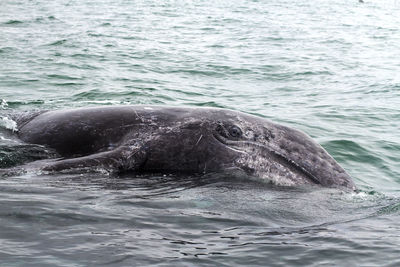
[
  {"left": 143, "top": 108, "right": 356, "bottom": 190},
  {"left": 208, "top": 110, "right": 355, "bottom": 190}
]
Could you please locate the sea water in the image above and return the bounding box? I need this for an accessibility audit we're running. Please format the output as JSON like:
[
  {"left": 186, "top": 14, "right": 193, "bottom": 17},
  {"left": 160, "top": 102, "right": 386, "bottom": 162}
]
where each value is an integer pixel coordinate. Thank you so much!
[{"left": 0, "top": 0, "right": 399, "bottom": 266}]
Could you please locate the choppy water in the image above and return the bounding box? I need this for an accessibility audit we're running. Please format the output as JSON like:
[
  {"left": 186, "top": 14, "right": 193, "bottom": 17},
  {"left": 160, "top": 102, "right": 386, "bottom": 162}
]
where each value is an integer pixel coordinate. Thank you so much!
[{"left": 1, "top": 0, "right": 400, "bottom": 266}]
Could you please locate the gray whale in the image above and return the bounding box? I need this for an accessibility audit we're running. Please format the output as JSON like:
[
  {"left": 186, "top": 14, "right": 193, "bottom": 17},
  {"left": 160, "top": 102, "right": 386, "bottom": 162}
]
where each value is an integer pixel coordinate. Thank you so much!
[{"left": 15, "top": 105, "right": 356, "bottom": 190}]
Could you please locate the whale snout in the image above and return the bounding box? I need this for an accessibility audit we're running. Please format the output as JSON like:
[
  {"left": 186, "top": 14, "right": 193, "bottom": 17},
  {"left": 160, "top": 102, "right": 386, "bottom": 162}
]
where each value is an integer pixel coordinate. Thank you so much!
[{"left": 267, "top": 124, "right": 356, "bottom": 190}]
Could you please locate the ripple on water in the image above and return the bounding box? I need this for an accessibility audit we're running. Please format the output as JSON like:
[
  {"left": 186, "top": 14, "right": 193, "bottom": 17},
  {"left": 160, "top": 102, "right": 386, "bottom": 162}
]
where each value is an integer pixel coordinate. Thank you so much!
[
  {"left": 47, "top": 39, "right": 68, "bottom": 46},
  {"left": 3, "top": 20, "right": 24, "bottom": 25}
]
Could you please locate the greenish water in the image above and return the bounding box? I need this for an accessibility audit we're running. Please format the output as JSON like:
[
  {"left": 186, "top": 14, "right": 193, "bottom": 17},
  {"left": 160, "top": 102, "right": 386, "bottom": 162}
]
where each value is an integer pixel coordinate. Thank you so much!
[{"left": 1, "top": 0, "right": 400, "bottom": 266}]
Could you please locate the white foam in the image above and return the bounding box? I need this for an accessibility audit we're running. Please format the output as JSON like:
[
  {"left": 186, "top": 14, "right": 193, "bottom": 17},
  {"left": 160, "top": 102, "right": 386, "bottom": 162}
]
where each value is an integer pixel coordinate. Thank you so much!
[
  {"left": 0, "top": 116, "right": 18, "bottom": 132},
  {"left": 0, "top": 99, "right": 8, "bottom": 109}
]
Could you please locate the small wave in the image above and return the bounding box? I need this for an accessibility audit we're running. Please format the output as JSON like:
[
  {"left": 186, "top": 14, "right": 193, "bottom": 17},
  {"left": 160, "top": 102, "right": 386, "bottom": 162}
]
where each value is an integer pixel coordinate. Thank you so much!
[
  {"left": 50, "top": 82, "right": 85, "bottom": 87},
  {"left": 72, "top": 89, "right": 152, "bottom": 102},
  {"left": 375, "top": 201, "right": 400, "bottom": 216},
  {"left": 0, "top": 47, "right": 16, "bottom": 54},
  {"left": 0, "top": 100, "right": 45, "bottom": 108},
  {"left": 47, "top": 74, "right": 83, "bottom": 80},
  {"left": 293, "top": 70, "right": 333, "bottom": 76},
  {"left": 3, "top": 20, "right": 23, "bottom": 25},
  {"left": 0, "top": 99, "right": 8, "bottom": 109},
  {"left": 168, "top": 69, "right": 224, "bottom": 77},
  {"left": 185, "top": 101, "right": 227, "bottom": 108},
  {"left": 35, "top": 16, "right": 56, "bottom": 22},
  {"left": 322, "top": 139, "right": 383, "bottom": 164},
  {"left": 47, "top": 39, "right": 67, "bottom": 46}
]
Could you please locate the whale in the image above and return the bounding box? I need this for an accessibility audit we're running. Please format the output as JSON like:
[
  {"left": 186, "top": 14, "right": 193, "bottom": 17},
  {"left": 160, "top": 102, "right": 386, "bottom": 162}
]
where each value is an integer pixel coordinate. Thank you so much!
[{"left": 12, "top": 105, "right": 356, "bottom": 190}]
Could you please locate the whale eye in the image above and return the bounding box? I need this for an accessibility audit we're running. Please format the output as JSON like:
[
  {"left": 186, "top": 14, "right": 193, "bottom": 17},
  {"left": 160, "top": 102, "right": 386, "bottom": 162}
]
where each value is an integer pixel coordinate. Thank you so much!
[{"left": 229, "top": 125, "right": 242, "bottom": 138}]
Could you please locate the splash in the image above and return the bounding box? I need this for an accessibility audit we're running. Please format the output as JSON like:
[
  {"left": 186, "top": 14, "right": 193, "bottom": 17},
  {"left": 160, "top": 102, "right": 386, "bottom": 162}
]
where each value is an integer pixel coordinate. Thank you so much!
[
  {"left": 0, "top": 99, "right": 8, "bottom": 109},
  {"left": 0, "top": 116, "right": 18, "bottom": 132}
]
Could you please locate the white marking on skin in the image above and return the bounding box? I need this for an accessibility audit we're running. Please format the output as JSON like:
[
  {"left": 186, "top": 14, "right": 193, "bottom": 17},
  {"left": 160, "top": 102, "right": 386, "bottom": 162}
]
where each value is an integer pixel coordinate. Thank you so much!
[
  {"left": 133, "top": 110, "right": 144, "bottom": 123},
  {"left": 236, "top": 153, "right": 300, "bottom": 186},
  {"left": 195, "top": 134, "right": 203, "bottom": 146},
  {"left": 144, "top": 107, "right": 153, "bottom": 110}
]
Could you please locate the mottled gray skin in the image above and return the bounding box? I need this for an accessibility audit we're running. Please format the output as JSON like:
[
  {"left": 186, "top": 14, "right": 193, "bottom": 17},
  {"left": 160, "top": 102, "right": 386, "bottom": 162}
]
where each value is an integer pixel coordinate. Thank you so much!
[{"left": 16, "top": 105, "right": 356, "bottom": 190}]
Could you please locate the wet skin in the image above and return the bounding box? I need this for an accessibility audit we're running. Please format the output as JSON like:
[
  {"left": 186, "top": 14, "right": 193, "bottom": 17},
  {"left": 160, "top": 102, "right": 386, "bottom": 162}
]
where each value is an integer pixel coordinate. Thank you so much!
[{"left": 16, "top": 105, "right": 356, "bottom": 190}]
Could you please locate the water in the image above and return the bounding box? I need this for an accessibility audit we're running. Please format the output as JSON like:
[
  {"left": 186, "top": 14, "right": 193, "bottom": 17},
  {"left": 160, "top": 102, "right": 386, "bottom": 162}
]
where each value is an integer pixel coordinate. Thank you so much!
[{"left": 1, "top": 0, "right": 400, "bottom": 265}]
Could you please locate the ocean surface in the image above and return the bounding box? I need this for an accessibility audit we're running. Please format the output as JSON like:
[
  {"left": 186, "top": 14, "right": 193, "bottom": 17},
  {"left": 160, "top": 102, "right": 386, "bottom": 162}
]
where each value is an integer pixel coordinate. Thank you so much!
[{"left": 1, "top": 0, "right": 400, "bottom": 266}]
